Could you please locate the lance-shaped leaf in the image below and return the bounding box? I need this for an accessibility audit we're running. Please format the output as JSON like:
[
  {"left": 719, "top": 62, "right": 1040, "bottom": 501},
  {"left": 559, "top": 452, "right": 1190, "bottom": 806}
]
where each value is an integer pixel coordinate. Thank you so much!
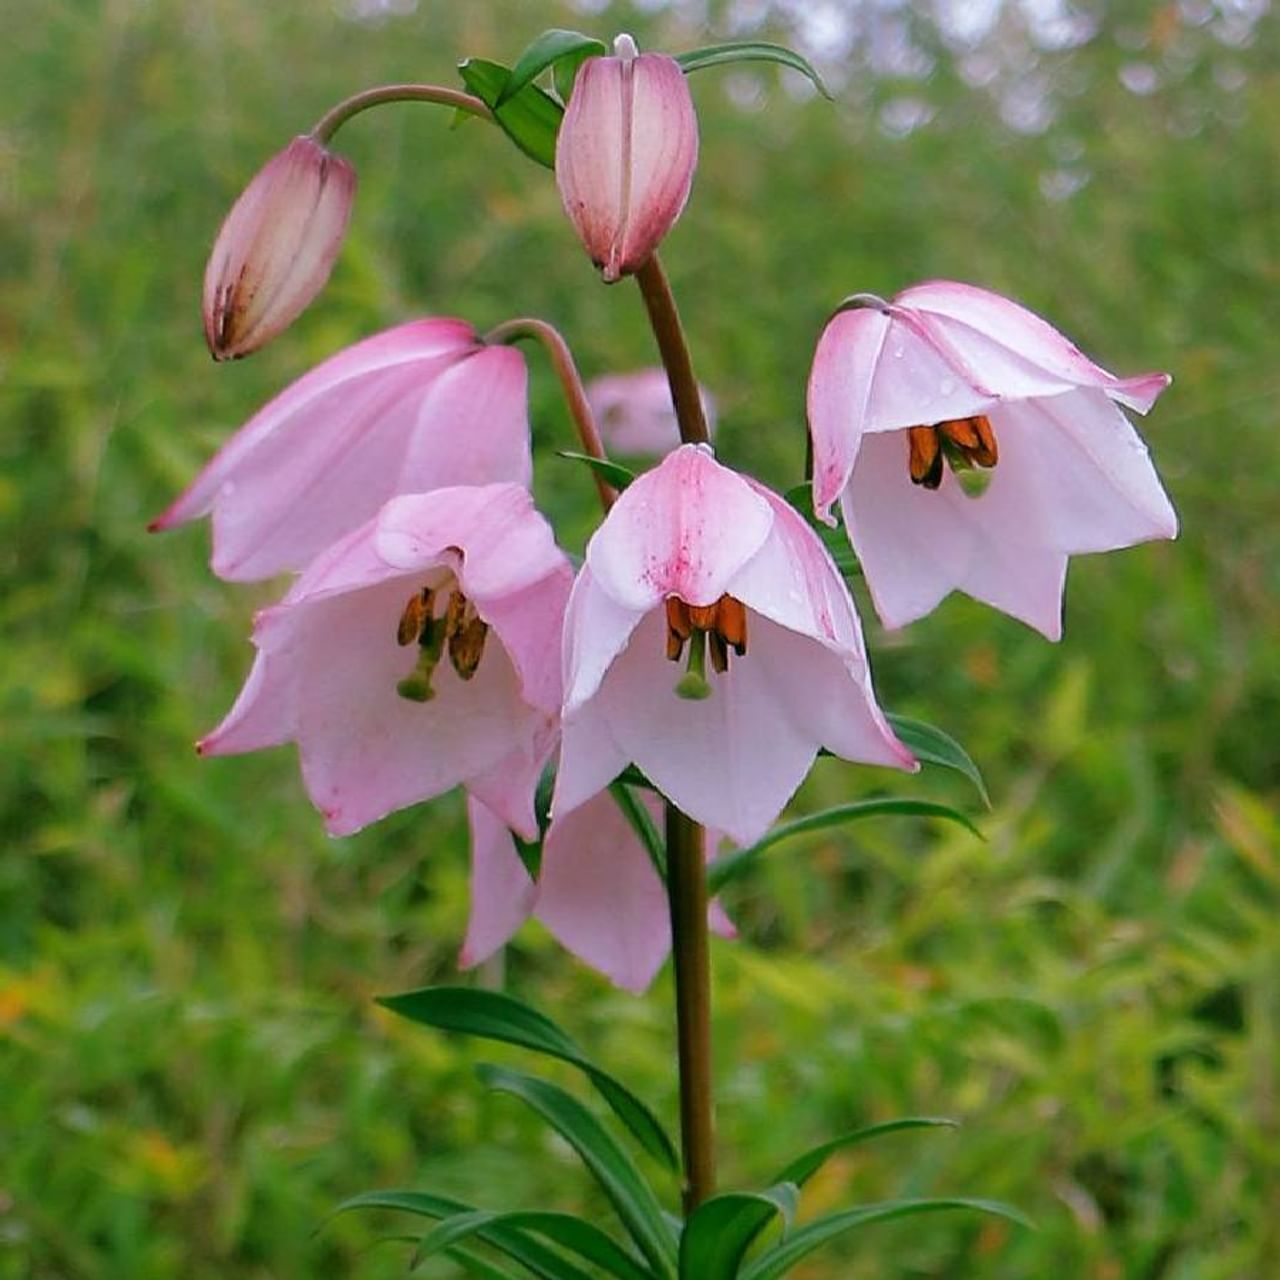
[
  {"left": 476, "top": 1064, "right": 678, "bottom": 1279},
  {"left": 772, "top": 1118, "right": 959, "bottom": 1187},
  {"left": 559, "top": 450, "right": 637, "bottom": 492},
  {"left": 336, "top": 1190, "right": 595, "bottom": 1280},
  {"left": 708, "top": 799, "right": 981, "bottom": 893},
  {"left": 501, "top": 29, "right": 608, "bottom": 104},
  {"left": 414, "top": 1210, "right": 654, "bottom": 1280},
  {"left": 886, "top": 715, "right": 990, "bottom": 806},
  {"left": 675, "top": 42, "right": 831, "bottom": 98},
  {"left": 378, "top": 986, "right": 677, "bottom": 1170},
  {"left": 678, "top": 1184, "right": 798, "bottom": 1280},
  {"left": 459, "top": 58, "right": 564, "bottom": 168},
  {"left": 741, "top": 1198, "right": 1033, "bottom": 1280}
]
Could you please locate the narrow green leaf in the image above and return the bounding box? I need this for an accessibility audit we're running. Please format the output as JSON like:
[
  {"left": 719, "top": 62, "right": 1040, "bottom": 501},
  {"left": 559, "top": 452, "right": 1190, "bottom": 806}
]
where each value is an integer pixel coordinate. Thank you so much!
[
  {"left": 708, "top": 800, "right": 981, "bottom": 893},
  {"left": 675, "top": 42, "right": 832, "bottom": 98},
  {"left": 887, "top": 715, "right": 991, "bottom": 807},
  {"left": 609, "top": 781, "right": 666, "bottom": 882},
  {"left": 415, "top": 1210, "right": 654, "bottom": 1280},
  {"left": 679, "top": 1184, "right": 798, "bottom": 1280},
  {"left": 445, "top": 1245, "right": 522, "bottom": 1280},
  {"left": 742, "top": 1198, "right": 1033, "bottom": 1280},
  {"left": 377, "top": 986, "right": 678, "bottom": 1171},
  {"left": 501, "top": 29, "right": 606, "bottom": 104},
  {"left": 772, "top": 1118, "right": 959, "bottom": 1188},
  {"left": 558, "top": 450, "right": 636, "bottom": 492},
  {"left": 336, "top": 1191, "right": 591, "bottom": 1280},
  {"left": 458, "top": 58, "right": 563, "bottom": 168},
  {"left": 477, "top": 1064, "right": 678, "bottom": 1279}
]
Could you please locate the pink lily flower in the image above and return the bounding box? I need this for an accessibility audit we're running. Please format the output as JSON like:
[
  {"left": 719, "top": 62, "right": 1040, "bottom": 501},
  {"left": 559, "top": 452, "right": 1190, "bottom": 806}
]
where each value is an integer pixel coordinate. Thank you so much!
[
  {"left": 556, "top": 34, "right": 699, "bottom": 282},
  {"left": 198, "top": 484, "right": 571, "bottom": 839},
  {"left": 462, "top": 791, "right": 735, "bottom": 994},
  {"left": 203, "top": 135, "right": 357, "bottom": 360},
  {"left": 586, "top": 367, "right": 716, "bottom": 455},
  {"left": 151, "top": 319, "right": 532, "bottom": 581},
  {"left": 553, "top": 444, "right": 915, "bottom": 846},
  {"left": 808, "top": 280, "right": 1178, "bottom": 639}
]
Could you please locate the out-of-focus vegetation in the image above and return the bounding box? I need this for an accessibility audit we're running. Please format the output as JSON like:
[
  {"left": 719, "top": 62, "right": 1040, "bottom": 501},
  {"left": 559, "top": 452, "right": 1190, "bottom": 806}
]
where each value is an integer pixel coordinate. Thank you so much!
[{"left": 2, "top": 1, "right": 1278, "bottom": 1276}]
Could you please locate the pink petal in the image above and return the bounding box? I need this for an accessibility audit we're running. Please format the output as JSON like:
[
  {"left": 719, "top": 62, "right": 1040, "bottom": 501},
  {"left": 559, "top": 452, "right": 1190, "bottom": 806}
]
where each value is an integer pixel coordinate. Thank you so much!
[
  {"left": 293, "top": 584, "right": 543, "bottom": 836},
  {"left": 561, "top": 565, "right": 649, "bottom": 715},
  {"left": 898, "top": 280, "right": 1171, "bottom": 412},
  {"left": 560, "top": 608, "right": 860, "bottom": 845},
  {"left": 842, "top": 425, "right": 1071, "bottom": 639},
  {"left": 459, "top": 795, "right": 536, "bottom": 969},
  {"left": 467, "top": 719, "right": 558, "bottom": 841},
  {"left": 535, "top": 792, "right": 673, "bottom": 993},
  {"left": 151, "top": 320, "right": 537, "bottom": 582},
  {"left": 376, "top": 486, "right": 572, "bottom": 715},
  {"left": 807, "top": 306, "right": 993, "bottom": 521},
  {"left": 202, "top": 488, "right": 567, "bottom": 836},
  {"left": 586, "top": 444, "right": 774, "bottom": 611},
  {"left": 397, "top": 345, "right": 533, "bottom": 491}
]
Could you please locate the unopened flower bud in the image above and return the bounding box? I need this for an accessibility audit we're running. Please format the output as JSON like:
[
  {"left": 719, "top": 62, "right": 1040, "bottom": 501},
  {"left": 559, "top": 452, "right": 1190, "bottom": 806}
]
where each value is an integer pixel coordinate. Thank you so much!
[
  {"left": 555, "top": 34, "right": 699, "bottom": 283},
  {"left": 203, "top": 135, "right": 356, "bottom": 360}
]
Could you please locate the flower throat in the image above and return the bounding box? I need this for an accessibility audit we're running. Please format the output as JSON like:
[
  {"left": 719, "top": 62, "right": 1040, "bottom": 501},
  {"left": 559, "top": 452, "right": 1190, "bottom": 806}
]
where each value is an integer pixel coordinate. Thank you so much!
[
  {"left": 665, "top": 595, "right": 747, "bottom": 701},
  {"left": 907, "top": 414, "right": 998, "bottom": 490},
  {"left": 395, "top": 582, "right": 488, "bottom": 702}
]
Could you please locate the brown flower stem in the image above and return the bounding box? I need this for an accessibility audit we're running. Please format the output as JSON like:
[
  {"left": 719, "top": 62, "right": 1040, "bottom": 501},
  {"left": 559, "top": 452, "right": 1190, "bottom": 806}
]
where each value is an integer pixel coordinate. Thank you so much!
[
  {"left": 666, "top": 804, "right": 716, "bottom": 1213},
  {"left": 631, "top": 251, "right": 717, "bottom": 1211},
  {"left": 485, "top": 317, "right": 616, "bottom": 511},
  {"left": 310, "top": 84, "right": 493, "bottom": 145},
  {"left": 633, "top": 255, "right": 711, "bottom": 447}
]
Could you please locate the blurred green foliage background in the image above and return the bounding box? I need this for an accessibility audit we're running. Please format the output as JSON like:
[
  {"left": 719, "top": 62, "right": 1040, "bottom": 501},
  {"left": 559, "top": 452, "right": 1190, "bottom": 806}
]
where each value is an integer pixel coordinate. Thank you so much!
[{"left": 2, "top": 1, "right": 1278, "bottom": 1276}]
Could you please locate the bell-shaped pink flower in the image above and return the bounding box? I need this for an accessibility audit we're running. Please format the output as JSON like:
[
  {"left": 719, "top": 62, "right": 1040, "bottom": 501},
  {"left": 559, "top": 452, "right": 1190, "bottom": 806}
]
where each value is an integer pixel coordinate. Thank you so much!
[
  {"left": 587, "top": 367, "right": 716, "bottom": 455},
  {"left": 203, "top": 135, "right": 356, "bottom": 360},
  {"left": 462, "top": 791, "right": 735, "bottom": 994},
  {"left": 555, "top": 35, "right": 699, "bottom": 282},
  {"left": 198, "top": 484, "right": 571, "bottom": 839},
  {"left": 808, "top": 280, "right": 1178, "bottom": 639},
  {"left": 151, "top": 319, "right": 533, "bottom": 581},
  {"left": 553, "top": 444, "right": 914, "bottom": 846}
]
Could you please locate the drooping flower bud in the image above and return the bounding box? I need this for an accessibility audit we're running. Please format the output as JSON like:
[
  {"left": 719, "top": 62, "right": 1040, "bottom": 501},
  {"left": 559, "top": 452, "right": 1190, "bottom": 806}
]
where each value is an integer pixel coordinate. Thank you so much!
[
  {"left": 202, "top": 135, "right": 356, "bottom": 360},
  {"left": 555, "top": 34, "right": 699, "bottom": 283}
]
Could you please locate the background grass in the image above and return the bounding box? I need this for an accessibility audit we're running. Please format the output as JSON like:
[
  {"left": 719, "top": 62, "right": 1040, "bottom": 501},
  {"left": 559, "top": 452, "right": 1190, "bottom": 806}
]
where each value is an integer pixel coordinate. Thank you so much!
[{"left": 2, "top": 1, "right": 1278, "bottom": 1277}]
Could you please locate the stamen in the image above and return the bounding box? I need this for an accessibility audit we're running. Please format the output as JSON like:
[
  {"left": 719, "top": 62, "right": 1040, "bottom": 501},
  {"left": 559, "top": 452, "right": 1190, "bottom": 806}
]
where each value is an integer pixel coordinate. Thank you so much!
[
  {"left": 707, "top": 629, "right": 730, "bottom": 674},
  {"left": 448, "top": 614, "right": 489, "bottom": 680},
  {"left": 908, "top": 426, "right": 944, "bottom": 489},
  {"left": 716, "top": 596, "right": 747, "bottom": 655},
  {"left": 443, "top": 589, "right": 489, "bottom": 681},
  {"left": 666, "top": 594, "right": 749, "bottom": 695},
  {"left": 397, "top": 587, "right": 435, "bottom": 646},
  {"left": 939, "top": 415, "right": 998, "bottom": 467},
  {"left": 908, "top": 415, "right": 999, "bottom": 489},
  {"left": 666, "top": 597, "right": 692, "bottom": 662}
]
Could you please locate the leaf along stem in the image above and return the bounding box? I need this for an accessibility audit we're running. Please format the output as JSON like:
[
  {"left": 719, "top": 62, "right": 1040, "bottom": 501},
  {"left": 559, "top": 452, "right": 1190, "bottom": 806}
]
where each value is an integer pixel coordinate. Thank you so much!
[{"left": 310, "top": 83, "right": 494, "bottom": 145}]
